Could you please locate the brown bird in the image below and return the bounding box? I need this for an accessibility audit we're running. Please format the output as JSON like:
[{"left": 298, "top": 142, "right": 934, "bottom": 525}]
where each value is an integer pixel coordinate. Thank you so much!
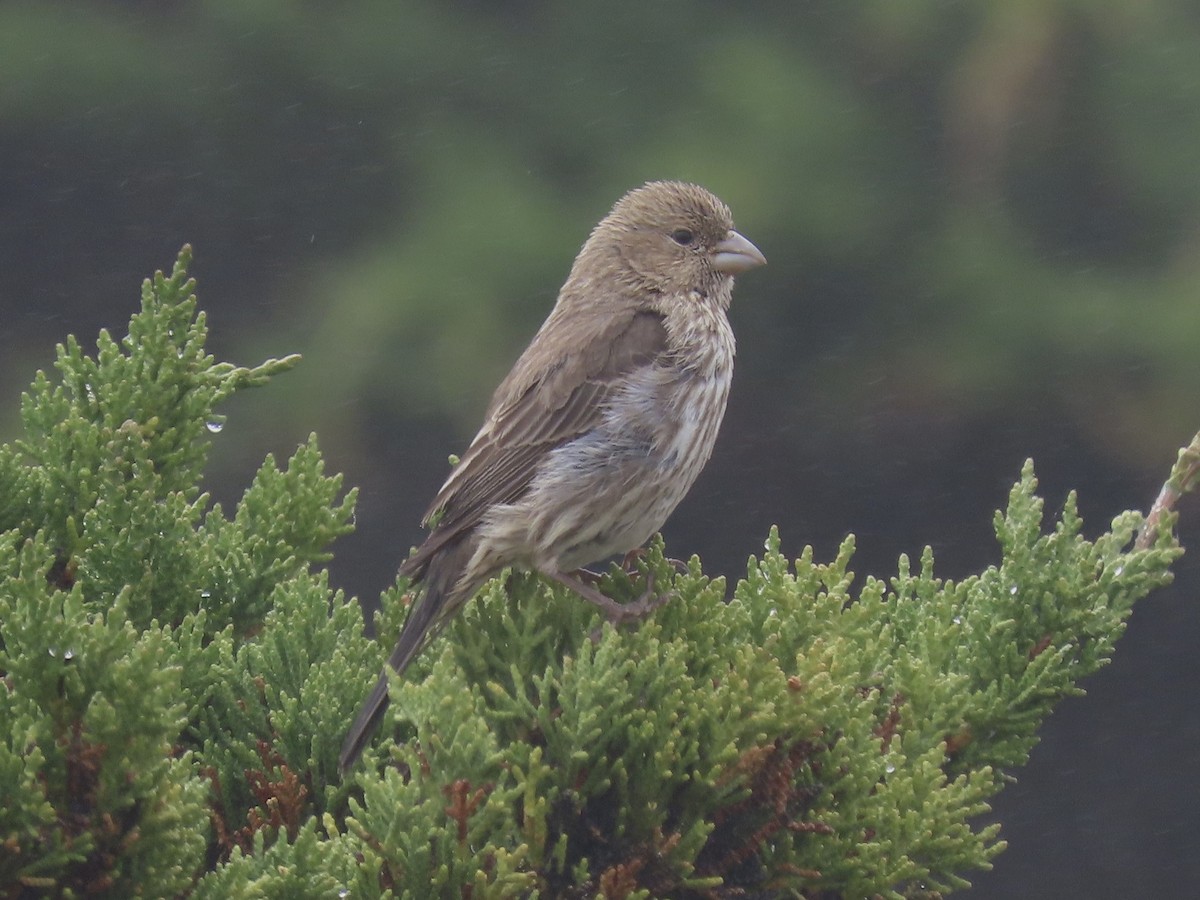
[{"left": 339, "top": 181, "right": 765, "bottom": 771}]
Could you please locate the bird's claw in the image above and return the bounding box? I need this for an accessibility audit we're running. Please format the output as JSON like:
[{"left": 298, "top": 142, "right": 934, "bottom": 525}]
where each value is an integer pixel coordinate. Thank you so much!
[
  {"left": 619, "top": 547, "right": 687, "bottom": 578},
  {"left": 544, "top": 565, "right": 674, "bottom": 631},
  {"left": 609, "top": 568, "right": 675, "bottom": 625},
  {"left": 618, "top": 548, "right": 645, "bottom": 575}
]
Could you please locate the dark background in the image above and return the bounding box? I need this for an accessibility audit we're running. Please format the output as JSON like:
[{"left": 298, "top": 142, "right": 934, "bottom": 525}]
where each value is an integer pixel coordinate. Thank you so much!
[{"left": 2, "top": 3, "right": 1197, "bottom": 895}]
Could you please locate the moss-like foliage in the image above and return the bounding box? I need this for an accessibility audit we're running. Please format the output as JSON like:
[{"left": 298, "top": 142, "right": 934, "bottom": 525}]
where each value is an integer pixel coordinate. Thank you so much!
[{"left": 0, "top": 249, "right": 1187, "bottom": 897}]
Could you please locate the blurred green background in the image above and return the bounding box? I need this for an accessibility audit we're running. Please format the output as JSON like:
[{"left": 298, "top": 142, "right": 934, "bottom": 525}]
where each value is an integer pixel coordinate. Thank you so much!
[{"left": 1, "top": 2, "right": 1197, "bottom": 895}]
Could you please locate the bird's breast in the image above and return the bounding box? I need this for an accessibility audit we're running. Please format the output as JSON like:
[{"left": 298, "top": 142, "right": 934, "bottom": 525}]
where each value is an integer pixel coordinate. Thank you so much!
[
  {"left": 667, "top": 290, "right": 736, "bottom": 378},
  {"left": 616, "top": 302, "right": 734, "bottom": 471},
  {"left": 485, "top": 303, "right": 734, "bottom": 572}
]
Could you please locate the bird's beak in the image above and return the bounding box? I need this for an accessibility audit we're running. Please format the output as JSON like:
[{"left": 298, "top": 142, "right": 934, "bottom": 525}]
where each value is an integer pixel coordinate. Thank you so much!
[{"left": 711, "top": 230, "right": 767, "bottom": 274}]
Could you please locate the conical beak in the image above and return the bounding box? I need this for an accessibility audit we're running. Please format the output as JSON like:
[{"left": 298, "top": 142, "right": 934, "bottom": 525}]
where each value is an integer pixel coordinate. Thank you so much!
[{"left": 711, "top": 229, "right": 767, "bottom": 274}]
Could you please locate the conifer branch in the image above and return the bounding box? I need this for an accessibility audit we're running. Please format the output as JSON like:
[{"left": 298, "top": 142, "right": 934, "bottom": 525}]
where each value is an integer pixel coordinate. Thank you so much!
[{"left": 1137, "top": 430, "right": 1200, "bottom": 550}]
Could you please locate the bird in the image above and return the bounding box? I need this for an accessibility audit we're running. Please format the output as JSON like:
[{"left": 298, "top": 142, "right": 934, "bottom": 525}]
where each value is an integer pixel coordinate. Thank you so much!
[{"left": 339, "top": 180, "right": 765, "bottom": 771}]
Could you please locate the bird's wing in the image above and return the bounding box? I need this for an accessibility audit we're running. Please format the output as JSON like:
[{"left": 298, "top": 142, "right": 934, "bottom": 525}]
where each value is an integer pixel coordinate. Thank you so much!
[{"left": 400, "top": 307, "right": 667, "bottom": 576}]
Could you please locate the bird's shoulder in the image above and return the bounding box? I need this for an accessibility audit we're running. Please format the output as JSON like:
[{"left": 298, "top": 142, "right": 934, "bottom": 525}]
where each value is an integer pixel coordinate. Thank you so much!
[
  {"left": 416, "top": 293, "right": 670, "bottom": 532},
  {"left": 487, "top": 289, "right": 669, "bottom": 421}
]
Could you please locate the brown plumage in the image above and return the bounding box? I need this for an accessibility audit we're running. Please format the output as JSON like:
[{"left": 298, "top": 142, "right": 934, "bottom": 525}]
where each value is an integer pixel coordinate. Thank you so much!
[{"left": 339, "top": 181, "right": 765, "bottom": 771}]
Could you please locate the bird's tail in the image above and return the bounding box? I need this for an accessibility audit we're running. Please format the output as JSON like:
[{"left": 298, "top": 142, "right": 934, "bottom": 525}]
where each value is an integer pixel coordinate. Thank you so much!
[{"left": 339, "top": 537, "right": 477, "bottom": 773}]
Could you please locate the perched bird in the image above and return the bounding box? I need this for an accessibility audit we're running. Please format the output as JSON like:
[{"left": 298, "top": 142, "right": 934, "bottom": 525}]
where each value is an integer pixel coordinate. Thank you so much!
[{"left": 340, "top": 181, "right": 765, "bottom": 771}]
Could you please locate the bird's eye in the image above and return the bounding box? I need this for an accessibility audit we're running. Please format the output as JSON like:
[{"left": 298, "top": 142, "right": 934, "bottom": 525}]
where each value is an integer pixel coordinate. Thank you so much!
[{"left": 670, "top": 228, "right": 695, "bottom": 246}]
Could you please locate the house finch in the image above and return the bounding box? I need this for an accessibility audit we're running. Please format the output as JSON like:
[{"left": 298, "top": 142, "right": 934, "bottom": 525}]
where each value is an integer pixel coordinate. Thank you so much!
[{"left": 340, "top": 181, "right": 765, "bottom": 771}]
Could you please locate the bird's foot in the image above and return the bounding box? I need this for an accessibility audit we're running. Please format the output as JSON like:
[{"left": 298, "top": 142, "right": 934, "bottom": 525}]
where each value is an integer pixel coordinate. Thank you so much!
[
  {"left": 618, "top": 548, "right": 645, "bottom": 575},
  {"left": 612, "top": 568, "right": 675, "bottom": 625},
  {"left": 574, "top": 549, "right": 686, "bottom": 584},
  {"left": 621, "top": 546, "right": 688, "bottom": 577},
  {"left": 542, "top": 567, "right": 674, "bottom": 628},
  {"left": 664, "top": 556, "right": 689, "bottom": 576}
]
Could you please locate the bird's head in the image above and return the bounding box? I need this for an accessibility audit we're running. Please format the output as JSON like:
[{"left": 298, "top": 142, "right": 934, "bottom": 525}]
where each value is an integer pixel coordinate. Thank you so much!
[{"left": 579, "top": 181, "right": 766, "bottom": 303}]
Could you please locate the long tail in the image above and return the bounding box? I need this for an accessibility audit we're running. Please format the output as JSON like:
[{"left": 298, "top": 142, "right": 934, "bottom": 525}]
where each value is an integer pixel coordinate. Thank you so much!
[{"left": 339, "top": 538, "right": 477, "bottom": 773}]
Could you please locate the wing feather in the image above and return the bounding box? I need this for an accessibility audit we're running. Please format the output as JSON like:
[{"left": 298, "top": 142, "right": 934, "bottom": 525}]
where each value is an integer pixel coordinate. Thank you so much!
[{"left": 400, "top": 307, "right": 667, "bottom": 577}]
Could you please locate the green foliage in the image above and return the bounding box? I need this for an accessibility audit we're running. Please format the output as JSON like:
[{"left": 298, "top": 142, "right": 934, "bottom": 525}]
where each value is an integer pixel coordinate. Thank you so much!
[
  {"left": 0, "top": 251, "right": 1186, "bottom": 896},
  {"left": 340, "top": 510, "right": 1180, "bottom": 899},
  {"left": 190, "top": 818, "right": 355, "bottom": 900},
  {"left": 343, "top": 495, "right": 1177, "bottom": 899},
  {"left": 0, "top": 250, "right": 358, "bottom": 894},
  {"left": 0, "top": 535, "right": 207, "bottom": 896}
]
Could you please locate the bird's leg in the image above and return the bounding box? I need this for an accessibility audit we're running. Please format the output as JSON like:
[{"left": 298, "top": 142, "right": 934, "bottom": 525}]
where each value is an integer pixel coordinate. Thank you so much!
[
  {"left": 620, "top": 568, "right": 676, "bottom": 621},
  {"left": 540, "top": 568, "right": 629, "bottom": 619},
  {"left": 571, "top": 566, "right": 607, "bottom": 587},
  {"left": 566, "top": 550, "right": 650, "bottom": 585},
  {"left": 618, "top": 548, "right": 645, "bottom": 575},
  {"left": 667, "top": 556, "right": 689, "bottom": 575},
  {"left": 622, "top": 547, "right": 688, "bottom": 576},
  {"left": 540, "top": 567, "right": 673, "bottom": 626},
  {"left": 569, "top": 549, "right": 667, "bottom": 590},
  {"left": 618, "top": 549, "right": 684, "bottom": 617},
  {"left": 621, "top": 548, "right": 689, "bottom": 605}
]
